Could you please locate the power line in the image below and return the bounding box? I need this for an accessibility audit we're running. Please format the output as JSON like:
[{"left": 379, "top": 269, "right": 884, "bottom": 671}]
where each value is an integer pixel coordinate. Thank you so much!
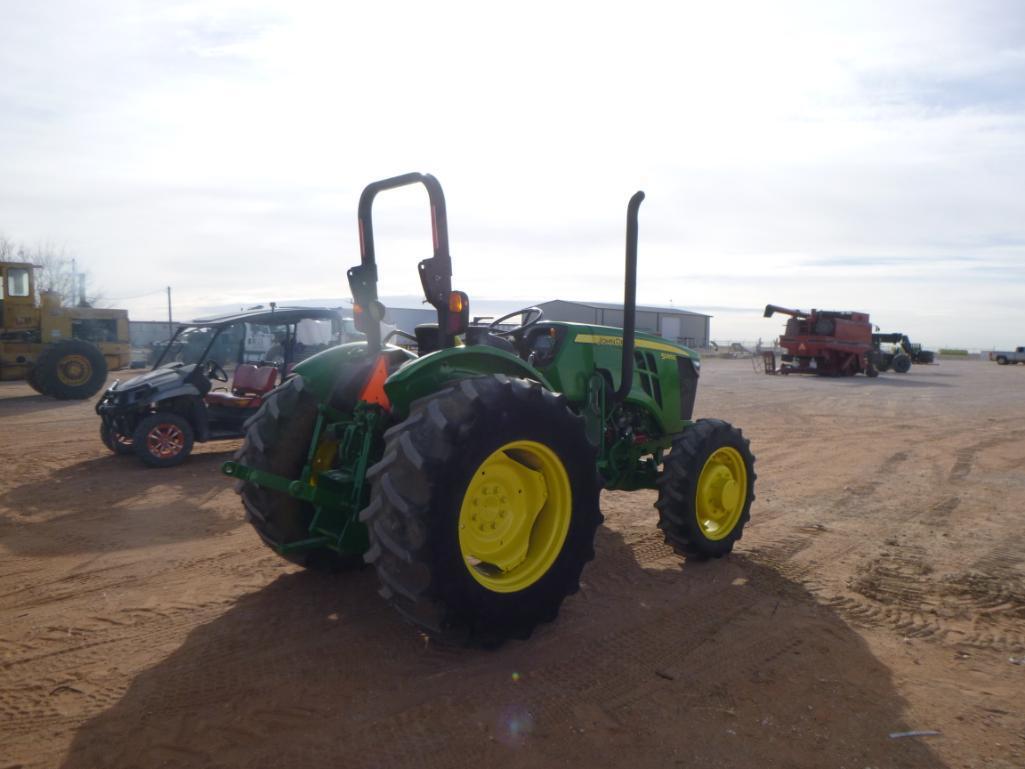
[{"left": 103, "top": 287, "right": 168, "bottom": 302}]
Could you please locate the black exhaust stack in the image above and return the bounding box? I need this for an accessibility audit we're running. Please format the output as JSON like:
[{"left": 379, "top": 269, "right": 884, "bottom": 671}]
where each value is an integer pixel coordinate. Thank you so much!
[{"left": 614, "top": 191, "right": 644, "bottom": 404}]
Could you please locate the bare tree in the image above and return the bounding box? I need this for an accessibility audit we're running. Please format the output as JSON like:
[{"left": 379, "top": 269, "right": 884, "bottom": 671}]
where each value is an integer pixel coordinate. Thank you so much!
[
  {"left": 28, "top": 243, "right": 77, "bottom": 303},
  {"left": 0, "top": 233, "right": 15, "bottom": 261},
  {"left": 0, "top": 235, "right": 101, "bottom": 307}
]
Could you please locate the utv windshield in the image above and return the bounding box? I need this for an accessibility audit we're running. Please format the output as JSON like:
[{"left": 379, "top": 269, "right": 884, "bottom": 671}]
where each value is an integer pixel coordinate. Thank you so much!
[
  {"left": 153, "top": 326, "right": 219, "bottom": 368},
  {"left": 153, "top": 316, "right": 343, "bottom": 371}
]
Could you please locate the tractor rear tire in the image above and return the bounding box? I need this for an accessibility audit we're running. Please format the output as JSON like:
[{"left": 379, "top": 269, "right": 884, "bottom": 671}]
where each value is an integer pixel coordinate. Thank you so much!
[
  {"left": 892, "top": 353, "right": 912, "bottom": 374},
  {"left": 132, "top": 412, "right": 194, "bottom": 467},
  {"left": 361, "top": 375, "right": 601, "bottom": 646},
  {"left": 234, "top": 376, "right": 363, "bottom": 572},
  {"left": 656, "top": 419, "right": 756, "bottom": 559},
  {"left": 34, "top": 340, "right": 108, "bottom": 400}
]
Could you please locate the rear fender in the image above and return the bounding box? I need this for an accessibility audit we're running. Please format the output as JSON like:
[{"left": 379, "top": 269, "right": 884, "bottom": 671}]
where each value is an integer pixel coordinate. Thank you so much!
[
  {"left": 291, "top": 341, "right": 415, "bottom": 410},
  {"left": 384, "top": 346, "right": 551, "bottom": 418}
]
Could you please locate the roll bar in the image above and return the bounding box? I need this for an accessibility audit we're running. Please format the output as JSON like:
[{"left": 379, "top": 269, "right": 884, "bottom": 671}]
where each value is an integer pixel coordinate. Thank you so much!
[{"left": 347, "top": 172, "right": 454, "bottom": 353}]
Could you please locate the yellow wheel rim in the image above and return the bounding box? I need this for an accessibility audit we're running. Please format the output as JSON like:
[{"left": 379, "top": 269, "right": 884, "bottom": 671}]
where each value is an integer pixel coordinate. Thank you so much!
[
  {"left": 695, "top": 446, "right": 748, "bottom": 541},
  {"left": 308, "top": 439, "right": 338, "bottom": 488},
  {"left": 458, "top": 440, "right": 572, "bottom": 593},
  {"left": 56, "top": 354, "right": 92, "bottom": 386}
]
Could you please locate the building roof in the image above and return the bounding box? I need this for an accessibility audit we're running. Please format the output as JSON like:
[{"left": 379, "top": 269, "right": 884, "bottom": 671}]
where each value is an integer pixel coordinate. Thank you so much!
[
  {"left": 539, "top": 299, "right": 709, "bottom": 318},
  {"left": 189, "top": 306, "right": 342, "bottom": 327}
]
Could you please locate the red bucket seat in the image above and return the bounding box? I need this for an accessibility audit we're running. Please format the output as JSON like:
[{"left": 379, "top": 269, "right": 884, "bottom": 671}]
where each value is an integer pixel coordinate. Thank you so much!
[{"left": 205, "top": 364, "right": 278, "bottom": 408}]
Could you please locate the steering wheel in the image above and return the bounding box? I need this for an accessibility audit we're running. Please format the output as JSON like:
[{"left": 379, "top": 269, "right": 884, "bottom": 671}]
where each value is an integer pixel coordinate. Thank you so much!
[
  {"left": 204, "top": 360, "right": 229, "bottom": 382},
  {"left": 487, "top": 307, "right": 544, "bottom": 338}
]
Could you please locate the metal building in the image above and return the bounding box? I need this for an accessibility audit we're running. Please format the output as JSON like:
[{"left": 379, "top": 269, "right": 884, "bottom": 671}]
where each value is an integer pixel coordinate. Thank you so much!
[
  {"left": 382, "top": 306, "right": 438, "bottom": 336},
  {"left": 535, "top": 300, "right": 710, "bottom": 348}
]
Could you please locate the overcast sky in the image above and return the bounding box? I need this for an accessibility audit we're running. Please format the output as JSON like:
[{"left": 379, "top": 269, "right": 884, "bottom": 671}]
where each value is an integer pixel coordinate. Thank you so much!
[{"left": 1, "top": 0, "right": 1023, "bottom": 348}]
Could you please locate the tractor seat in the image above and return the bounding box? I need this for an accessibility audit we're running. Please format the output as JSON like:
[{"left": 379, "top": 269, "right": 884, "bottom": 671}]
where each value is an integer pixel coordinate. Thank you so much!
[
  {"left": 205, "top": 364, "right": 278, "bottom": 408},
  {"left": 414, "top": 324, "right": 442, "bottom": 354},
  {"left": 464, "top": 326, "right": 518, "bottom": 355}
]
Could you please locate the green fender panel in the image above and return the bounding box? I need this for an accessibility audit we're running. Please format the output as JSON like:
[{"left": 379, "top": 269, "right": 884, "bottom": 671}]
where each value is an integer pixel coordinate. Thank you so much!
[
  {"left": 291, "top": 341, "right": 419, "bottom": 404},
  {"left": 384, "top": 345, "right": 552, "bottom": 417}
]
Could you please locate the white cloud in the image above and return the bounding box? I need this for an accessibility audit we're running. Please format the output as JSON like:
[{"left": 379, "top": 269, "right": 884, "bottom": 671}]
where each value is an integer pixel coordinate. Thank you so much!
[{"left": 1, "top": 0, "right": 1023, "bottom": 348}]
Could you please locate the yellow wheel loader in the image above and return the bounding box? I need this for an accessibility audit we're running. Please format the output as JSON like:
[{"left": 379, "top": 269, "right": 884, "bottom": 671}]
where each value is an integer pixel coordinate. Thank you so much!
[{"left": 0, "top": 260, "right": 130, "bottom": 399}]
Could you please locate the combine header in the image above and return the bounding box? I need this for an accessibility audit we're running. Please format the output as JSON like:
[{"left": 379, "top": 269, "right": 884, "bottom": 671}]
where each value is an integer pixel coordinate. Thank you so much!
[{"left": 763, "top": 304, "right": 876, "bottom": 377}]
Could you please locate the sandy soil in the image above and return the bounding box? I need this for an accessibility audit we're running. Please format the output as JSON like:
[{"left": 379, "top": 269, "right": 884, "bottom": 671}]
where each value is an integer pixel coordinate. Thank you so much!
[{"left": 1, "top": 358, "right": 1023, "bottom": 769}]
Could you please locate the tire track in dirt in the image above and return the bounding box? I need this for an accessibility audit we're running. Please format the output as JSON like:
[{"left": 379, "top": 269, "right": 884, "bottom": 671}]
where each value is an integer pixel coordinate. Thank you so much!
[
  {"left": 744, "top": 424, "right": 1025, "bottom": 653},
  {"left": 828, "top": 538, "right": 1025, "bottom": 651},
  {"left": 948, "top": 430, "right": 1025, "bottom": 482}
]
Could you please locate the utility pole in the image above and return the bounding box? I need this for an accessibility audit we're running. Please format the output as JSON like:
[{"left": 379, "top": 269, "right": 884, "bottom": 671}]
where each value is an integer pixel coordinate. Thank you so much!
[{"left": 167, "top": 286, "right": 173, "bottom": 340}]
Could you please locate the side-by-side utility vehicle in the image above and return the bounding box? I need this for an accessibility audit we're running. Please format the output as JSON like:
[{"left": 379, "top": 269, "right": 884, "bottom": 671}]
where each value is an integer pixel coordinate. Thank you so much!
[
  {"left": 223, "top": 173, "right": 757, "bottom": 645},
  {"left": 96, "top": 307, "right": 345, "bottom": 466}
]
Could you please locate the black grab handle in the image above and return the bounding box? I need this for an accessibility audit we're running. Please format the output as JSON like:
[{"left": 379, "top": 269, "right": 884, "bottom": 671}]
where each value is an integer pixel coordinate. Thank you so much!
[{"left": 347, "top": 172, "right": 454, "bottom": 353}]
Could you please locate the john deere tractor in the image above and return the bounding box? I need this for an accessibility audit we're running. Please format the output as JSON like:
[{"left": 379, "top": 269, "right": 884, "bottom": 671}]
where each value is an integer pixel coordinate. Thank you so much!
[
  {"left": 223, "top": 173, "right": 756, "bottom": 645},
  {"left": 1, "top": 260, "right": 130, "bottom": 399}
]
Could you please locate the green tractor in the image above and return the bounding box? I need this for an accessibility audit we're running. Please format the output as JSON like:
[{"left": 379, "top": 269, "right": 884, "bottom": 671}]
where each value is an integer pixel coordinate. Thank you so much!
[{"left": 223, "top": 173, "right": 756, "bottom": 645}]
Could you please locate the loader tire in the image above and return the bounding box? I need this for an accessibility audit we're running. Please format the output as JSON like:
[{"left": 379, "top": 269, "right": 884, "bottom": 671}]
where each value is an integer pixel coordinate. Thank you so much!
[
  {"left": 34, "top": 340, "right": 107, "bottom": 400},
  {"left": 892, "top": 353, "right": 912, "bottom": 374},
  {"left": 26, "top": 365, "right": 48, "bottom": 395},
  {"left": 656, "top": 419, "right": 756, "bottom": 559},
  {"left": 361, "top": 375, "right": 601, "bottom": 647},
  {"left": 234, "top": 376, "right": 362, "bottom": 572}
]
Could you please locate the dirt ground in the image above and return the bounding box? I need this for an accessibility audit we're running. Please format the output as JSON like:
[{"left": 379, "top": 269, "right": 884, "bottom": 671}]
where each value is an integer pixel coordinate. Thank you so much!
[{"left": 1, "top": 358, "right": 1023, "bottom": 769}]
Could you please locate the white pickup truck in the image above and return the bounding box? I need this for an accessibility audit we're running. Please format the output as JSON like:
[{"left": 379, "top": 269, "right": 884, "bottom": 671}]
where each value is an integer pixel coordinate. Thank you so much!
[{"left": 989, "top": 347, "right": 1025, "bottom": 365}]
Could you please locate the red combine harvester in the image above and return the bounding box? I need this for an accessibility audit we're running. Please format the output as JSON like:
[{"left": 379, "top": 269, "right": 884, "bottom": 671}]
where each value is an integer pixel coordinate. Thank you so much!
[{"left": 763, "top": 304, "right": 877, "bottom": 377}]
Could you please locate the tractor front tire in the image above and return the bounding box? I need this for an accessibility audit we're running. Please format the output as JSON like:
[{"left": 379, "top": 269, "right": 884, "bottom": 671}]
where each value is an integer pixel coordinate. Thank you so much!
[
  {"left": 234, "top": 377, "right": 362, "bottom": 572},
  {"left": 656, "top": 419, "right": 756, "bottom": 559},
  {"left": 34, "top": 340, "right": 108, "bottom": 400},
  {"left": 362, "top": 375, "right": 601, "bottom": 646},
  {"left": 132, "top": 412, "right": 194, "bottom": 467}
]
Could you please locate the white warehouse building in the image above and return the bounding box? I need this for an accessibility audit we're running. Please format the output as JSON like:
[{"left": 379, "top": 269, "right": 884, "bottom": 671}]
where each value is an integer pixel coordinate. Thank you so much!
[{"left": 535, "top": 300, "right": 710, "bottom": 349}]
